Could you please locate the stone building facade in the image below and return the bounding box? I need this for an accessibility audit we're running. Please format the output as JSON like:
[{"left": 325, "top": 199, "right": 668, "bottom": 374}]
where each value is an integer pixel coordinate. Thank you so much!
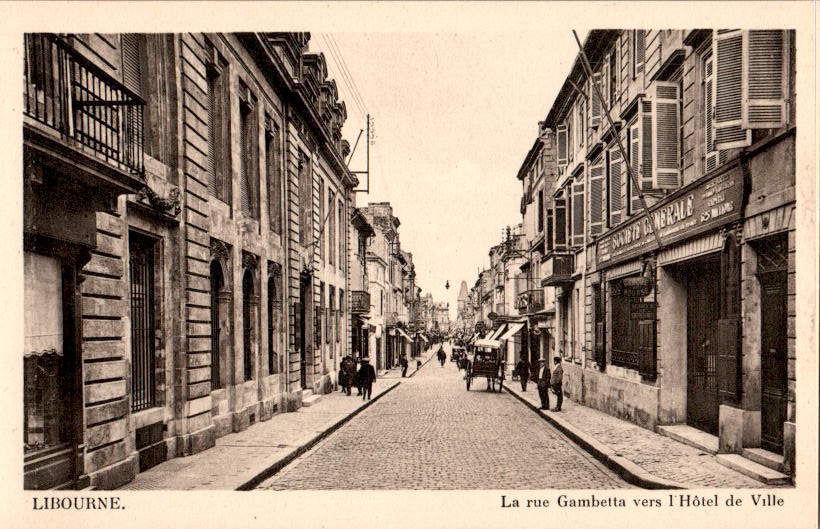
[
  {"left": 538, "top": 29, "right": 796, "bottom": 476},
  {"left": 22, "top": 32, "right": 358, "bottom": 490}
]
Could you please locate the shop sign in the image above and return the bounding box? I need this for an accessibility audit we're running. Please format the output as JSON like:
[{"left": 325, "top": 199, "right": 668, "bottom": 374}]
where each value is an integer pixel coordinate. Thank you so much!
[{"left": 597, "top": 163, "right": 744, "bottom": 268}]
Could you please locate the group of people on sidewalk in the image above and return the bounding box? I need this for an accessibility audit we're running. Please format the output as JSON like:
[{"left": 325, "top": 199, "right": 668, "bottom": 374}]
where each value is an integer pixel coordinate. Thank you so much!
[
  {"left": 338, "top": 355, "right": 377, "bottom": 400},
  {"left": 514, "top": 356, "right": 563, "bottom": 412}
]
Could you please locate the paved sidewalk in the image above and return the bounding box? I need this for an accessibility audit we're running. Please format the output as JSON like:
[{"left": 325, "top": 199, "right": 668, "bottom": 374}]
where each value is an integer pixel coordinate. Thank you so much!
[
  {"left": 121, "top": 348, "right": 437, "bottom": 490},
  {"left": 505, "top": 383, "right": 785, "bottom": 489}
]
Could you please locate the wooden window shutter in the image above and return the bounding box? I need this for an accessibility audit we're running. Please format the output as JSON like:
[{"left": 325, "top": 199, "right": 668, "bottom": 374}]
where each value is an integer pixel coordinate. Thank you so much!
[
  {"left": 704, "top": 54, "right": 719, "bottom": 173},
  {"left": 652, "top": 82, "right": 682, "bottom": 189},
  {"left": 629, "top": 122, "right": 643, "bottom": 214},
  {"left": 590, "top": 72, "right": 602, "bottom": 127},
  {"left": 714, "top": 30, "right": 752, "bottom": 149},
  {"left": 554, "top": 196, "right": 567, "bottom": 248},
  {"left": 207, "top": 73, "right": 219, "bottom": 195},
  {"left": 572, "top": 179, "right": 584, "bottom": 247},
  {"left": 743, "top": 30, "right": 788, "bottom": 129},
  {"left": 121, "top": 34, "right": 143, "bottom": 96},
  {"left": 635, "top": 30, "right": 645, "bottom": 76},
  {"left": 589, "top": 156, "right": 605, "bottom": 236},
  {"left": 240, "top": 105, "right": 251, "bottom": 215},
  {"left": 557, "top": 124, "right": 568, "bottom": 166},
  {"left": 608, "top": 148, "right": 623, "bottom": 226},
  {"left": 619, "top": 34, "right": 629, "bottom": 111}
]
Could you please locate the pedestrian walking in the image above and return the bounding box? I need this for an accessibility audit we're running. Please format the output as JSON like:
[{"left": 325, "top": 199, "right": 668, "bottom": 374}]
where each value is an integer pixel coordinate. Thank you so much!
[
  {"left": 515, "top": 358, "right": 530, "bottom": 392},
  {"left": 358, "top": 356, "right": 376, "bottom": 400},
  {"left": 400, "top": 354, "right": 408, "bottom": 377},
  {"left": 551, "top": 356, "right": 563, "bottom": 411},
  {"left": 437, "top": 347, "right": 446, "bottom": 367},
  {"left": 536, "top": 359, "right": 551, "bottom": 410},
  {"left": 353, "top": 357, "right": 362, "bottom": 396},
  {"left": 341, "top": 355, "right": 356, "bottom": 396}
]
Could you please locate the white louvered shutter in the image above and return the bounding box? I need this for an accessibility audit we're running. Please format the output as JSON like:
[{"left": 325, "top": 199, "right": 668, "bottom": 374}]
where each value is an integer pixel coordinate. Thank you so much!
[
  {"left": 635, "top": 30, "right": 645, "bottom": 76},
  {"left": 589, "top": 156, "right": 605, "bottom": 236},
  {"left": 714, "top": 30, "right": 751, "bottom": 149},
  {"left": 557, "top": 124, "right": 568, "bottom": 166},
  {"left": 590, "top": 72, "right": 602, "bottom": 127},
  {"left": 704, "top": 54, "right": 719, "bottom": 173},
  {"left": 652, "top": 82, "right": 682, "bottom": 189},
  {"left": 629, "top": 122, "right": 642, "bottom": 215},
  {"left": 572, "top": 179, "right": 584, "bottom": 247},
  {"left": 609, "top": 148, "right": 623, "bottom": 226},
  {"left": 554, "top": 196, "right": 567, "bottom": 248},
  {"left": 743, "top": 30, "right": 788, "bottom": 129},
  {"left": 619, "top": 33, "right": 629, "bottom": 111}
]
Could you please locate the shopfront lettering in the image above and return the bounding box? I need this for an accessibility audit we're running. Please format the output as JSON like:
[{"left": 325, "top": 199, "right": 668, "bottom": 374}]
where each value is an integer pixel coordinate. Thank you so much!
[{"left": 597, "top": 165, "right": 743, "bottom": 268}]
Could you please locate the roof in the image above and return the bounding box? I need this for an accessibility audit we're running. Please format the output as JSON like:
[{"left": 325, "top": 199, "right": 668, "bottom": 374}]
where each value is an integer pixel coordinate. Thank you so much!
[{"left": 544, "top": 30, "right": 620, "bottom": 129}]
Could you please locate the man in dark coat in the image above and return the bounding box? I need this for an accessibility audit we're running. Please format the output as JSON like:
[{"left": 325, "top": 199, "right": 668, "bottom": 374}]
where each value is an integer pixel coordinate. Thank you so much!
[
  {"left": 536, "top": 359, "right": 551, "bottom": 410},
  {"left": 358, "top": 356, "right": 376, "bottom": 400},
  {"left": 437, "top": 347, "right": 446, "bottom": 367},
  {"left": 515, "top": 358, "right": 530, "bottom": 392},
  {"left": 551, "top": 356, "right": 564, "bottom": 411},
  {"left": 400, "top": 354, "right": 408, "bottom": 377}
]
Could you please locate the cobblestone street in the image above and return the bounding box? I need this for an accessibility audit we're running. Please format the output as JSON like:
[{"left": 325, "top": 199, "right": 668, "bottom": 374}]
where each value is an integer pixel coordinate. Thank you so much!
[{"left": 259, "top": 347, "right": 631, "bottom": 490}]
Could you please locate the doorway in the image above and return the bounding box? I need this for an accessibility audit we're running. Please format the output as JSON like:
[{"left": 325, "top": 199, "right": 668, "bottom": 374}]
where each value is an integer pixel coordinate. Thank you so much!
[
  {"left": 756, "top": 234, "right": 788, "bottom": 453},
  {"left": 299, "top": 273, "right": 310, "bottom": 389},
  {"left": 686, "top": 258, "right": 720, "bottom": 434}
]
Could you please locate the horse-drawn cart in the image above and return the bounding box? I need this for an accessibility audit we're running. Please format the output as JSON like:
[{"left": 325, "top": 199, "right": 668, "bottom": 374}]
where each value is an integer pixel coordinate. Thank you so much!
[{"left": 465, "top": 339, "right": 505, "bottom": 392}]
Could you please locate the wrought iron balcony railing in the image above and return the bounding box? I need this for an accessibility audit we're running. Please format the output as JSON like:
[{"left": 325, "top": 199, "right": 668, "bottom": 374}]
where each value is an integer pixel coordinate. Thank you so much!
[
  {"left": 516, "top": 290, "right": 545, "bottom": 315},
  {"left": 24, "top": 34, "right": 145, "bottom": 176},
  {"left": 350, "top": 290, "right": 370, "bottom": 314}
]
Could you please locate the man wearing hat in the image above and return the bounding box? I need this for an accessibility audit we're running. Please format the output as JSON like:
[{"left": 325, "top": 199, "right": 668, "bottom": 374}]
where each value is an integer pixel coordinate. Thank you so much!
[
  {"left": 550, "top": 356, "right": 563, "bottom": 411},
  {"left": 358, "top": 356, "right": 377, "bottom": 400}
]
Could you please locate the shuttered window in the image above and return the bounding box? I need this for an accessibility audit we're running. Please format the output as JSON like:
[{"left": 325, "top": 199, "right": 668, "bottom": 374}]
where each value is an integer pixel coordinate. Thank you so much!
[
  {"left": 703, "top": 52, "right": 725, "bottom": 173},
  {"left": 589, "top": 155, "right": 605, "bottom": 236},
  {"left": 744, "top": 30, "right": 788, "bottom": 129},
  {"left": 537, "top": 190, "right": 544, "bottom": 233},
  {"left": 572, "top": 179, "right": 584, "bottom": 247},
  {"left": 652, "top": 82, "right": 682, "bottom": 189},
  {"left": 121, "top": 34, "right": 144, "bottom": 96},
  {"left": 207, "top": 52, "right": 230, "bottom": 204},
  {"left": 714, "top": 30, "right": 751, "bottom": 149},
  {"left": 546, "top": 208, "right": 554, "bottom": 251},
  {"left": 590, "top": 72, "right": 602, "bottom": 127},
  {"left": 628, "top": 123, "right": 642, "bottom": 215},
  {"left": 608, "top": 148, "right": 623, "bottom": 226},
  {"left": 266, "top": 123, "right": 282, "bottom": 235},
  {"left": 338, "top": 200, "right": 345, "bottom": 274},
  {"left": 633, "top": 30, "right": 645, "bottom": 78},
  {"left": 554, "top": 196, "right": 567, "bottom": 248},
  {"left": 298, "top": 152, "right": 312, "bottom": 246},
  {"left": 557, "top": 124, "right": 568, "bottom": 166},
  {"left": 328, "top": 191, "right": 335, "bottom": 266},
  {"left": 609, "top": 51, "right": 618, "bottom": 110},
  {"left": 239, "top": 91, "right": 258, "bottom": 219}
]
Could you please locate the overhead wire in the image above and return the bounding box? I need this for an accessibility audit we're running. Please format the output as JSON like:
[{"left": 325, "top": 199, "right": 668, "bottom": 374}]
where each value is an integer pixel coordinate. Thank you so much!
[
  {"left": 320, "top": 33, "right": 368, "bottom": 121},
  {"left": 327, "top": 33, "right": 369, "bottom": 116}
]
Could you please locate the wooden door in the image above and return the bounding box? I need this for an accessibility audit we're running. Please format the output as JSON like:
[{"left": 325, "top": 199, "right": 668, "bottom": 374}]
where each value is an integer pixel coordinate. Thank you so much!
[
  {"left": 686, "top": 260, "right": 720, "bottom": 434},
  {"left": 760, "top": 270, "right": 787, "bottom": 453}
]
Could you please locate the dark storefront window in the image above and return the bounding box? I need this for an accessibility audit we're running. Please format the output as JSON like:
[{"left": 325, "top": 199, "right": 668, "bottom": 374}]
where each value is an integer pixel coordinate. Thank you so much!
[
  {"left": 268, "top": 273, "right": 279, "bottom": 375},
  {"left": 242, "top": 269, "right": 254, "bottom": 381},
  {"left": 210, "top": 260, "right": 223, "bottom": 389},
  {"left": 24, "top": 252, "right": 70, "bottom": 453},
  {"left": 610, "top": 275, "right": 656, "bottom": 377}
]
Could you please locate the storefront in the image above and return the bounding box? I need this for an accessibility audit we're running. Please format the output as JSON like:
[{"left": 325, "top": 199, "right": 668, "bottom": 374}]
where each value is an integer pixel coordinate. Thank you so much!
[{"left": 595, "top": 161, "right": 745, "bottom": 433}]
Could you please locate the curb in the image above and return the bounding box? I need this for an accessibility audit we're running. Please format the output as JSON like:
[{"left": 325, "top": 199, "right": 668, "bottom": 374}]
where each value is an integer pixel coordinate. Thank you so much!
[
  {"left": 407, "top": 352, "right": 436, "bottom": 378},
  {"left": 237, "top": 381, "right": 402, "bottom": 490},
  {"left": 504, "top": 386, "right": 686, "bottom": 490}
]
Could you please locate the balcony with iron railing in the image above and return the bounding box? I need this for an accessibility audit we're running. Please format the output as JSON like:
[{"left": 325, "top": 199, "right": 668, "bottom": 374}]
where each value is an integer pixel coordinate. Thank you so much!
[
  {"left": 516, "top": 290, "right": 545, "bottom": 315},
  {"left": 541, "top": 250, "right": 574, "bottom": 287},
  {"left": 24, "top": 34, "right": 145, "bottom": 178},
  {"left": 350, "top": 290, "right": 370, "bottom": 314}
]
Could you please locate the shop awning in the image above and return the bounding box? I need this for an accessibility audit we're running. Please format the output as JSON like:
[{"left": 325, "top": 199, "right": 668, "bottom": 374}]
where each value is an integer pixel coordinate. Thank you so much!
[
  {"left": 417, "top": 334, "right": 429, "bottom": 343},
  {"left": 475, "top": 338, "right": 502, "bottom": 349},
  {"left": 396, "top": 327, "right": 413, "bottom": 341},
  {"left": 488, "top": 324, "right": 507, "bottom": 340},
  {"left": 498, "top": 322, "right": 525, "bottom": 342}
]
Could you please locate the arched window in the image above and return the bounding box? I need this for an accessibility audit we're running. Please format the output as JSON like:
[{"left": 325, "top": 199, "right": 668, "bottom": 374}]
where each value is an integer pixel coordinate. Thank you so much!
[
  {"left": 242, "top": 269, "right": 254, "bottom": 381},
  {"left": 210, "top": 260, "right": 224, "bottom": 389}
]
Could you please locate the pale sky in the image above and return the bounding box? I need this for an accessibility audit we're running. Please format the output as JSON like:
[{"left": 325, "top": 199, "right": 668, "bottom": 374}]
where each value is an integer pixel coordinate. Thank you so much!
[{"left": 312, "top": 32, "right": 583, "bottom": 319}]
